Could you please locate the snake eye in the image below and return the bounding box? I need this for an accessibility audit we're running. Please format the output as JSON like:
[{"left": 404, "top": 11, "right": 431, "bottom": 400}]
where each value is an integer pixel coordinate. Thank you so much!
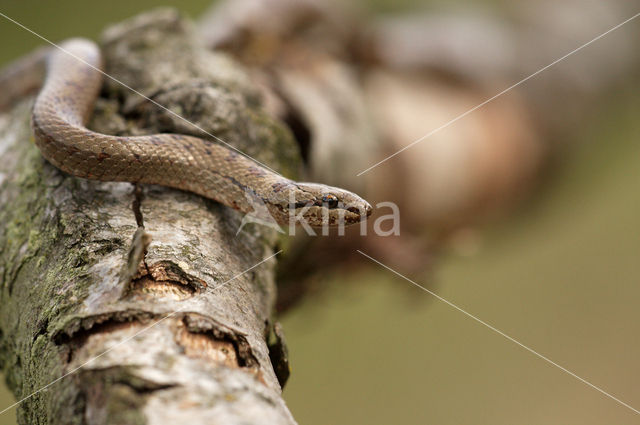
[{"left": 322, "top": 194, "right": 339, "bottom": 209}]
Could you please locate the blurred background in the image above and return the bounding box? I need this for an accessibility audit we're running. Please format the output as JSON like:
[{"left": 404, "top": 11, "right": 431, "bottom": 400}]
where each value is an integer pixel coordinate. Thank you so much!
[{"left": 0, "top": 0, "right": 639, "bottom": 424}]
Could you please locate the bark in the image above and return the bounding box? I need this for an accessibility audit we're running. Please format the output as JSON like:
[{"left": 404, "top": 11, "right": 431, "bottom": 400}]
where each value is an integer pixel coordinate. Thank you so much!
[{"left": 0, "top": 9, "right": 299, "bottom": 425}]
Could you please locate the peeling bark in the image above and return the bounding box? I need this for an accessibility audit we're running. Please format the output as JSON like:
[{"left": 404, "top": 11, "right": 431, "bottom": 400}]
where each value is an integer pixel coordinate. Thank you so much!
[{"left": 0, "top": 9, "right": 299, "bottom": 425}]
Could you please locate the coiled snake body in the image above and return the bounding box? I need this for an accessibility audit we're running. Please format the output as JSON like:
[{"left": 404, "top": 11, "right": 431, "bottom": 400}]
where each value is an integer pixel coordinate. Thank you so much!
[{"left": 1, "top": 38, "right": 371, "bottom": 226}]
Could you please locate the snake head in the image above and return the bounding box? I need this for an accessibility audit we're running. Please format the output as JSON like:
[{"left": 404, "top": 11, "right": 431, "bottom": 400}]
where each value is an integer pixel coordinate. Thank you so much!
[{"left": 291, "top": 183, "right": 372, "bottom": 226}]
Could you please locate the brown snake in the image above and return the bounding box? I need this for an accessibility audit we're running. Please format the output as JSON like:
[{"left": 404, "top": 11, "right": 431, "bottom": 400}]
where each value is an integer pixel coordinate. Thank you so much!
[{"left": 0, "top": 38, "right": 371, "bottom": 226}]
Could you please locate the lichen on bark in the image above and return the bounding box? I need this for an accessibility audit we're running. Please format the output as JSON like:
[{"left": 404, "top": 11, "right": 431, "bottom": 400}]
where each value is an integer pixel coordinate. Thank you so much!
[{"left": 0, "top": 8, "right": 299, "bottom": 425}]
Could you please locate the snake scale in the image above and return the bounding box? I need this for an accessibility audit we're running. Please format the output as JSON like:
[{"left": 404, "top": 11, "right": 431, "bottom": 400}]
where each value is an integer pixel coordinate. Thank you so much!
[{"left": 1, "top": 38, "right": 371, "bottom": 226}]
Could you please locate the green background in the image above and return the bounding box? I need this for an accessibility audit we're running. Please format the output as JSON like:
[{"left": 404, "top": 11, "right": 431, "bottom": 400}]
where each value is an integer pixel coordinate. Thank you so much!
[{"left": 1, "top": 1, "right": 639, "bottom": 424}]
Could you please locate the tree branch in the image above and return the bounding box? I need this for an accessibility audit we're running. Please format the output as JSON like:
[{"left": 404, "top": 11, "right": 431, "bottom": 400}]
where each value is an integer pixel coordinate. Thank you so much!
[{"left": 0, "top": 9, "right": 299, "bottom": 425}]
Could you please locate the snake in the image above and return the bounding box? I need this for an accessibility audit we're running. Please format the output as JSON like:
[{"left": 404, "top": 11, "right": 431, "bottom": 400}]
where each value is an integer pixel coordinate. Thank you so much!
[{"left": 0, "top": 38, "right": 371, "bottom": 226}]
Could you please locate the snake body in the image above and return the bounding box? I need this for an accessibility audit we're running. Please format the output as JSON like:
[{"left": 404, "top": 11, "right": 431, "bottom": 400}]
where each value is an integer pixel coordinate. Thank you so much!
[{"left": 6, "top": 38, "right": 370, "bottom": 226}]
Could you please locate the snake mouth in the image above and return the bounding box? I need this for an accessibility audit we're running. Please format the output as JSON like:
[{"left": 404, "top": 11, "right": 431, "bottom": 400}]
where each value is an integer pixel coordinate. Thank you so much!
[{"left": 286, "top": 197, "right": 372, "bottom": 220}]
